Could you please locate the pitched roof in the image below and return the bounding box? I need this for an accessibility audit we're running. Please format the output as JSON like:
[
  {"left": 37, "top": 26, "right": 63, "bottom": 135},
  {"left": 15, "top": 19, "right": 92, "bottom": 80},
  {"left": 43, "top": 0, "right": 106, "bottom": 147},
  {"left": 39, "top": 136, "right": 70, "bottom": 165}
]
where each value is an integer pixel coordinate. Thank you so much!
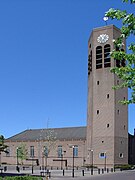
[{"left": 6, "top": 126, "right": 86, "bottom": 142}]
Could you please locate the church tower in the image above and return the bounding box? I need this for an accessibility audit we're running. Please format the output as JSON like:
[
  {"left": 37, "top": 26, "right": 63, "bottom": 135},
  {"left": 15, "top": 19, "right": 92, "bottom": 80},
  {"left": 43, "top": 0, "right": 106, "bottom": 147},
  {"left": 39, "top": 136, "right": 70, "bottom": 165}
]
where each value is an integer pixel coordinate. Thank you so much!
[{"left": 86, "top": 25, "right": 128, "bottom": 167}]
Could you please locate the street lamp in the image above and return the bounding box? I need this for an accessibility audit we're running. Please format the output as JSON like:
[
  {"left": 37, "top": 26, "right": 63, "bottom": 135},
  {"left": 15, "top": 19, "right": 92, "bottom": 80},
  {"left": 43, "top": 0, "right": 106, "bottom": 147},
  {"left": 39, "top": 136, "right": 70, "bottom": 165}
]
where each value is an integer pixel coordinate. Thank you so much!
[
  {"left": 16, "top": 147, "right": 19, "bottom": 172},
  {"left": 88, "top": 149, "right": 93, "bottom": 167},
  {"left": 104, "top": 152, "right": 107, "bottom": 171},
  {"left": 91, "top": 150, "right": 93, "bottom": 174},
  {"left": 69, "top": 145, "right": 75, "bottom": 178},
  {"left": 72, "top": 146, "right": 75, "bottom": 178}
]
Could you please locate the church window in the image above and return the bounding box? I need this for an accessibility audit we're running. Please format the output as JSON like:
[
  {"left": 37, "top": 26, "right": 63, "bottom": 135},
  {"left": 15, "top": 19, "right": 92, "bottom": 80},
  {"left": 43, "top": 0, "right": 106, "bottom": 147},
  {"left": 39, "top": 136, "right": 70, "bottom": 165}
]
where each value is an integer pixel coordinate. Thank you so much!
[
  {"left": 121, "top": 49, "right": 126, "bottom": 67},
  {"left": 96, "top": 46, "right": 102, "bottom": 69},
  {"left": 58, "top": 145, "right": 62, "bottom": 158},
  {"left": 117, "top": 80, "right": 120, "bottom": 85},
  {"left": 107, "top": 94, "right": 109, "bottom": 99},
  {"left": 115, "top": 47, "right": 126, "bottom": 67},
  {"left": 44, "top": 146, "right": 48, "bottom": 157},
  {"left": 119, "top": 153, "right": 123, "bottom": 158},
  {"left": 104, "top": 44, "right": 111, "bottom": 68},
  {"left": 97, "top": 81, "right": 99, "bottom": 85},
  {"left": 30, "top": 146, "right": 34, "bottom": 157},
  {"left": 88, "top": 50, "right": 92, "bottom": 74},
  {"left": 73, "top": 145, "right": 78, "bottom": 157},
  {"left": 107, "top": 124, "right": 109, "bottom": 128},
  {"left": 99, "top": 152, "right": 106, "bottom": 158},
  {"left": 97, "top": 110, "right": 99, "bottom": 114}
]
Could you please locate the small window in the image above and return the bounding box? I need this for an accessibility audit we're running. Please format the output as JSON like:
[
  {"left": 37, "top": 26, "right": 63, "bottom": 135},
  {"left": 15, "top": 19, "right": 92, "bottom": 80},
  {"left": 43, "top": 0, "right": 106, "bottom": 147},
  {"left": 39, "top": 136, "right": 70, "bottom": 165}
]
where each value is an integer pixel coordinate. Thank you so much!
[
  {"left": 123, "top": 97, "right": 126, "bottom": 100},
  {"left": 58, "top": 145, "right": 62, "bottom": 158},
  {"left": 30, "top": 146, "right": 34, "bottom": 157},
  {"left": 119, "top": 153, "right": 123, "bottom": 158},
  {"left": 107, "top": 124, "right": 109, "bottom": 128},
  {"left": 44, "top": 146, "right": 48, "bottom": 157},
  {"left": 73, "top": 145, "right": 78, "bottom": 157},
  {"left": 97, "top": 110, "right": 99, "bottom": 115},
  {"left": 97, "top": 81, "right": 99, "bottom": 85},
  {"left": 117, "top": 80, "right": 119, "bottom": 85},
  {"left": 117, "top": 110, "right": 120, "bottom": 114},
  {"left": 124, "top": 125, "right": 126, "bottom": 130},
  {"left": 102, "top": 141, "right": 104, "bottom": 143},
  {"left": 107, "top": 94, "right": 109, "bottom": 99},
  {"left": 99, "top": 152, "right": 106, "bottom": 158}
]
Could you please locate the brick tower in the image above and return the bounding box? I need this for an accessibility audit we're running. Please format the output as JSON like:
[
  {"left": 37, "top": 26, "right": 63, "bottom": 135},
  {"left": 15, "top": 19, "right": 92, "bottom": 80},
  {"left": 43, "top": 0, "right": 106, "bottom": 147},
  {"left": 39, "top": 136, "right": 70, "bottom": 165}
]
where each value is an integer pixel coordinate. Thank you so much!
[{"left": 86, "top": 25, "right": 128, "bottom": 168}]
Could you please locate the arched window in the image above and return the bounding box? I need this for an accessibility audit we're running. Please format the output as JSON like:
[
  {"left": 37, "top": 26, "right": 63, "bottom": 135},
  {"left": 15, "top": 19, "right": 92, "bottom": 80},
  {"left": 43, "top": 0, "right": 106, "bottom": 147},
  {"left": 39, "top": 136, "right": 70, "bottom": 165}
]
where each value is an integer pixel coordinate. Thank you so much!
[
  {"left": 88, "top": 50, "right": 92, "bottom": 75},
  {"left": 104, "top": 44, "right": 111, "bottom": 68},
  {"left": 96, "top": 46, "right": 102, "bottom": 69},
  {"left": 73, "top": 145, "right": 78, "bottom": 157},
  {"left": 115, "top": 47, "right": 126, "bottom": 67},
  {"left": 58, "top": 145, "right": 62, "bottom": 158},
  {"left": 121, "top": 49, "right": 126, "bottom": 67}
]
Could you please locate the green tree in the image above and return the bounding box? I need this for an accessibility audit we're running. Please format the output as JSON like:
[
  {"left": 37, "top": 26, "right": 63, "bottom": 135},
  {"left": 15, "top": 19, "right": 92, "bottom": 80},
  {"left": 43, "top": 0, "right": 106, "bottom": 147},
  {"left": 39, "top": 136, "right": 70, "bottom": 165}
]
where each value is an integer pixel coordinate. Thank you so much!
[
  {"left": 0, "top": 135, "right": 8, "bottom": 166},
  {"left": 105, "top": 0, "right": 135, "bottom": 104},
  {"left": 17, "top": 144, "right": 28, "bottom": 165},
  {"left": 43, "top": 129, "right": 57, "bottom": 169}
]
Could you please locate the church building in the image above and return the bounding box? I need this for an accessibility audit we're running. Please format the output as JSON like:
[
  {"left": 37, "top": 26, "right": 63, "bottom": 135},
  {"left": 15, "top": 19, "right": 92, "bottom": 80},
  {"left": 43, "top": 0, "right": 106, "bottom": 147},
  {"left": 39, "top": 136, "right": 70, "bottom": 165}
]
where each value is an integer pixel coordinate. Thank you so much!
[{"left": 2, "top": 25, "right": 133, "bottom": 169}]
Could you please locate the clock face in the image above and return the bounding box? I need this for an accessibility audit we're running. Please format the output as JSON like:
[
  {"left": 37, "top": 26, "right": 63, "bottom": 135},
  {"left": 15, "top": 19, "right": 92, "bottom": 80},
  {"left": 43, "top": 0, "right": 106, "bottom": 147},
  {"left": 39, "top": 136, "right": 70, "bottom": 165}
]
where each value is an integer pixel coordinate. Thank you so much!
[{"left": 97, "top": 34, "right": 109, "bottom": 44}]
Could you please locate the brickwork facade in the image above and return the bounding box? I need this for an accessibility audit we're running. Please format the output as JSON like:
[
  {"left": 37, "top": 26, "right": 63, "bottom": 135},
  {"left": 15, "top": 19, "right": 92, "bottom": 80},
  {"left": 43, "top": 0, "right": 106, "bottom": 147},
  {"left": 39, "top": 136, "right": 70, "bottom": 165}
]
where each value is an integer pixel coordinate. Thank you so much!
[
  {"left": 86, "top": 25, "right": 128, "bottom": 167},
  {"left": 2, "top": 139, "right": 86, "bottom": 168}
]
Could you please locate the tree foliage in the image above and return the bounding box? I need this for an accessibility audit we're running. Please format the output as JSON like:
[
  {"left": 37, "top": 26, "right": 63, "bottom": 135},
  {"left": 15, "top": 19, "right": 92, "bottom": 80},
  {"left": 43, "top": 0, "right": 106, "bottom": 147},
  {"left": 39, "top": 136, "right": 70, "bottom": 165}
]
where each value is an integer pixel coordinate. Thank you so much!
[
  {"left": 105, "top": 0, "right": 135, "bottom": 104},
  {"left": 17, "top": 144, "right": 28, "bottom": 165},
  {"left": 0, "top": 135, "right": 8, "bottom": 153},
  {"left": 43, "top": 129, "right": 57, "bottom": 157},
  {"left": 42, "top": 129, "right": 57, "bottom": 168},
  {"left": 0, "top": 135, "right": 8, "bottom": 165}
]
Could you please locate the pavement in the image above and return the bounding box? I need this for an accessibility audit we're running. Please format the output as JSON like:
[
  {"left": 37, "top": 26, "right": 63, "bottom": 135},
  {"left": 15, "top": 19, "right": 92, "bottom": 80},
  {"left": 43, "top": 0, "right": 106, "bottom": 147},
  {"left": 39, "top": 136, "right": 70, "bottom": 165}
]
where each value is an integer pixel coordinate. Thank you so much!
[{"left": 0, "top": 166, "right": 122, "bottom": 179}]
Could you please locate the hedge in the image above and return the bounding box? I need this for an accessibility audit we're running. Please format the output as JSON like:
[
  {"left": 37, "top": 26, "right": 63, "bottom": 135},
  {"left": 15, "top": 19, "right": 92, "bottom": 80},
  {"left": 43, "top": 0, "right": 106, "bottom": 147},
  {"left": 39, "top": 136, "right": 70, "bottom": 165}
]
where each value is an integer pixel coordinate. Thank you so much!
[{"left": 3, "top": 176, "right": 42, "bottom": 180}]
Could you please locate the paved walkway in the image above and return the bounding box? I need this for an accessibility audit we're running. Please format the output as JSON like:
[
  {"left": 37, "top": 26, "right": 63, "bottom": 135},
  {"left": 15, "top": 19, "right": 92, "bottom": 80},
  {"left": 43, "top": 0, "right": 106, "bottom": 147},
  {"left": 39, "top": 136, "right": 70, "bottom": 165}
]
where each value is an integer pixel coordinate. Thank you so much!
[
  {"left": 1, "top": 168, "right": 119, "bottom": 178},
  {"left": 0, "top": 166, "right": 123, "bottom": 179}
]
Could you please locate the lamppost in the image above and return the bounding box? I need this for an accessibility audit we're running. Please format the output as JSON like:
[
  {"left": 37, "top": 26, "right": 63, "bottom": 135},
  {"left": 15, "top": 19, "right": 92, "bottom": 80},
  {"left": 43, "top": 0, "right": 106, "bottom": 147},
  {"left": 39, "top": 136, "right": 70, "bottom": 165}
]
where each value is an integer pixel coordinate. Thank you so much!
[
  {"left": 16, "top": 147, "right": 19, "bottom": 172},
  {"left": 91, "top": 150, "right": 93, "bottom": 174},
  {"left": 32, "top": 156, "right": 34, "bottom": 174},
  {"left": 72, "top": 146, "right": 75, "bottom": 178},
  {"left": 42, "top": 151, "right": 44, "bottom": 171},
  {"left": 69, "top": 145, "right": 75, "bottom": 178},
  {"left": 104, "top": 152, "right": 107, "bottom": 171},
  {"left": 88, "top": 149, "right": 93, "bottom": 167}
]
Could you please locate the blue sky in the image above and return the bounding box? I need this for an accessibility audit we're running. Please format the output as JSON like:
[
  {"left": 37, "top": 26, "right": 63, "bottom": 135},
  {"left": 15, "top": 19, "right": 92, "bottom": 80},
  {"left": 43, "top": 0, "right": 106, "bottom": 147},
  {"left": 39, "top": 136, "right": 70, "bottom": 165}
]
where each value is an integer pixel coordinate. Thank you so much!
[{"left": 0, "top": 0, "right": 134, "bottom": 138}]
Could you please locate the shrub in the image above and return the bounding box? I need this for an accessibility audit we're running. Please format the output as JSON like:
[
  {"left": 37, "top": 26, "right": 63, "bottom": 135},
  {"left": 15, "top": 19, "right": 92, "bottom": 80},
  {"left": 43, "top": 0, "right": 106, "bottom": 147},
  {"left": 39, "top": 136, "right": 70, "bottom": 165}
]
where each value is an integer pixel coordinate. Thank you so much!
[
  {"left": 114, "top": 164, "right": 134, "bottom": 170},
  {"left": 83, "top": 164, "right": 97, "bottom": 169},
  {"left": 5, "top": 176, "right": 42, "bottom": 180}
]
